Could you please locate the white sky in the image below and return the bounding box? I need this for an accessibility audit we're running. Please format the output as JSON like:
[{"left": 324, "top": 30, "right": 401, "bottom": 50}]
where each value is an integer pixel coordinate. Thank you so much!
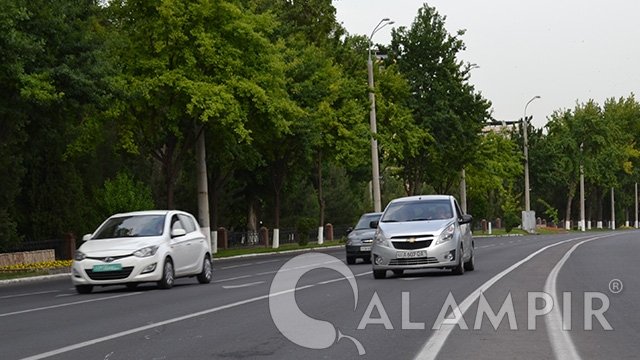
[{"left": 333, "top": 0, "right": 640, "bottom": 129}]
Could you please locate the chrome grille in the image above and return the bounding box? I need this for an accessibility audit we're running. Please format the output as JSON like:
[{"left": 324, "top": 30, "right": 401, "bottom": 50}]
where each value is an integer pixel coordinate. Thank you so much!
[{"left": 392, "top": 240, "right": 432, "bottom": 250}]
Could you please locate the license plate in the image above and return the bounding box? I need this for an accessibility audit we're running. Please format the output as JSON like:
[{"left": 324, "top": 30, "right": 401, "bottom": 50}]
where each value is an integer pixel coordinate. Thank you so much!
[
  {"left": 93, "top": 264, "right": 123, "bottom": 272},
  {"left": 360, "top": 246, "right": 372, "bottom": 252},
  {"left": 397, "top": 250, "right": 427, "bottom": 259}
]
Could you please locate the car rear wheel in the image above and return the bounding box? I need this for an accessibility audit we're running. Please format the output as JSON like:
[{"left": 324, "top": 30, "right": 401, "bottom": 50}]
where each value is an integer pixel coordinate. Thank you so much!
[
  {"left": 452, "top": 246, "right": 465, "bottom": 275},
  {"left": 75, "top": 285, "right": 93, "bottom": 294},
  {"left": 158, "top": 259, "right": 174, "bottom": 289},
  {"left": 373, "top": 270, "right": 386, "bottom": 279},
  {"left": 197, "top": 255, "right": 212, "bottom": 284}
]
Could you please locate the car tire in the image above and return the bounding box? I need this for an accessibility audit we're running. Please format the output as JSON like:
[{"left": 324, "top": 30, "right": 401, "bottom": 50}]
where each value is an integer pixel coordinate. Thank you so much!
[
  {"left": 158, "top": 258, "right": 174, "bottom": 289},
  {"left": 75, "top": 285, "right": 93, "bottom": 294},
  {"left": 373, "top": 270, "right": 386, "bottom": 279},
  {"left": 452, "top": 246, "right": 465, "bottom": 275},
  {"left": 392, "top": 269, "right": 404, "bottom": 276},
  {"left": 464, "top": 246, "right": 475, "bottom": 271},
  {"left": 197, "top": 255, "right": 212, "bottom": 284},
  {"left": 346, "top": 256, "right": 356, "bottom": 265},
  {"left": 363, "top": 257, "right": 372, "bottom": 264}
]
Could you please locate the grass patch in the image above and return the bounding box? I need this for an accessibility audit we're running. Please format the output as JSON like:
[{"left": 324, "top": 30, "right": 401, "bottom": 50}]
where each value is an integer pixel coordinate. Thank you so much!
[
  {"left": 213, "top": 241, "right": 344, "bottom": 258},
  {"left": 0, "top": 271, "right": 49, "bottom": 280}
]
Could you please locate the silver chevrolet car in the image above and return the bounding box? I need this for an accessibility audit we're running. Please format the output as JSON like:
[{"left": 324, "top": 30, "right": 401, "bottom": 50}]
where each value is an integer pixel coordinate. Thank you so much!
[{"left": 371, "top": 195, "right": 474, "bottom": 279}]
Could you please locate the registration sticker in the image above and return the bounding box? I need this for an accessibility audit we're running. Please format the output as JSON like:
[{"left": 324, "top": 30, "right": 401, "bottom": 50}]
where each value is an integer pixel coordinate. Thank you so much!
[{"left": 396, "top": 250, "right": 427, "bottom": 259}]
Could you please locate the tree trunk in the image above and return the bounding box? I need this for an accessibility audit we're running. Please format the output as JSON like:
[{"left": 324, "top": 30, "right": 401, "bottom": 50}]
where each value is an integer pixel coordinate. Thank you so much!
[
  {"left": 315, "top": 150, "right": 325, "bottom": 227},
  {"left": 565, "top": 173, "right": 576, "bottom": 225}
]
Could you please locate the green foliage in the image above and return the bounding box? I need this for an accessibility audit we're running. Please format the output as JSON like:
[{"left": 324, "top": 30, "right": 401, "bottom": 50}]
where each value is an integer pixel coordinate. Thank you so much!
[
  {"left": 537, "top": 199, "right": 559, "bottom": 224},
  {"left": 386, "top": 4, "right": 490, "bottom": 195},
  {"left": 295, "top": 217, "right": 316, "bottom": 246},
  {"left": 94, "top": 173, "right": 155, "bottom": 218},
  {"left": 504, "top": 212, "right": 521, "bottom": 233}
]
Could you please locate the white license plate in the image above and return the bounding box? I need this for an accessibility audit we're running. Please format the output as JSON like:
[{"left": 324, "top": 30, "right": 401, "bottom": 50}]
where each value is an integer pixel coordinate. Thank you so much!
[
  {"left": 93, "top": 264, "right": 122, "bottom": 272},
  {"left": 396, "top": 250, "right": 427, "bottom": 259},
  {"left": 360, "top": 246, "right": 372, "bottom": 252}
]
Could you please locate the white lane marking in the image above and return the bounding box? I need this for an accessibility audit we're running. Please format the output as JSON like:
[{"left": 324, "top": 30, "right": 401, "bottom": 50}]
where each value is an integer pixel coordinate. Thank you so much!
[
  {"left": 211, "top": 274, "right": 253, "bottom": 283},
  {"left": 544, "top": 238, "right": 600, "bottom": 360},
  {"left": 413, "top": 233, "right": 617, "bottom": 360},
  {"left": 0, "top": 292, "right": 143, "bottom": 318},
  {"left": 222, "top": 281, "right": 265, "bottom": 289},
  {"left": 20, "top": 266, "right": 370, "bottom": 360},
  {"left": 0, "top": 290, "right": 60, "bottom": 300},
  {"left": 219, "top": 263, "right": 252, "bottom": 270},
  {"left": 256, "top": 259, "right": 281, "bottom": 265}
]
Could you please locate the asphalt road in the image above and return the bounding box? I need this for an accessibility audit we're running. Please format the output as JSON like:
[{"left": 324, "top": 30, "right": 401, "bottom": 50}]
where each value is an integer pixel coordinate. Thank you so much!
[{"left": 1, "top": 231, "right": 638, "bottom": 360}]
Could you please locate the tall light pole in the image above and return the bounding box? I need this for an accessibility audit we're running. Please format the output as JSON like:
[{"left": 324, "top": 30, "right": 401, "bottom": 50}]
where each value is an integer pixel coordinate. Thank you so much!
[
  {"left": 368, "top": 18, "right": 393, "bottom": 212},
  {"left": 523, "top": 95, "right": 540, "bottom": 232}
]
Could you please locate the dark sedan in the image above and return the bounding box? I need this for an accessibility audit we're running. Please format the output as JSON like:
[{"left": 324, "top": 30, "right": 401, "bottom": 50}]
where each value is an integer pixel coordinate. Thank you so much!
[{"left": 345, "top": 212, "right": 382, "bottom": 264}]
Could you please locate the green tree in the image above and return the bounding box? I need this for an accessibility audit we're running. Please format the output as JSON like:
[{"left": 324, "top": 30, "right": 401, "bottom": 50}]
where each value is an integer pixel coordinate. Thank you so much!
[
  {"left": 99, "top": 0, "right": 294, "bottom": 210},
  {"left": 94, "top": 173, "right": 155, "bottom": 218},
  {"left": 386, "top": 4, "right": 490, "bottom": 195}
]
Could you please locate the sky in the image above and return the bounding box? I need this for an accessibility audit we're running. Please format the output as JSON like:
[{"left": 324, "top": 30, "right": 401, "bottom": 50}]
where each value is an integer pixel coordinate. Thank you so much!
[{"left": 333, "top": 0, "right": 640, "bottom": 129}]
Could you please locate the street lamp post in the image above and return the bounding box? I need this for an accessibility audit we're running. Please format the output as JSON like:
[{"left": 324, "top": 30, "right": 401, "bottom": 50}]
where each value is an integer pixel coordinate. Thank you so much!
[
  {"left": 523, "top": 95, "right": 540, "bottom": 232},
  {"left": 368, "top": 18, "right": 393, "bottom": 212}
]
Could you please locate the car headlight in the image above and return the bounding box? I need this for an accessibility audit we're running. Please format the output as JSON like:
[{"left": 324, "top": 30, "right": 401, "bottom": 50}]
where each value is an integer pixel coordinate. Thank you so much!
[
  {"left": 435, "top": 224, "right": 455, "bottom": 245},
  {"left": 374, "top": 229, "right": 391, "bottom": 247},
  {"left": 74, "top": 251, "right": 86, "bottom": 261},
  {"left": 134, "top": 245, "right": 159, "bottom": 258}
]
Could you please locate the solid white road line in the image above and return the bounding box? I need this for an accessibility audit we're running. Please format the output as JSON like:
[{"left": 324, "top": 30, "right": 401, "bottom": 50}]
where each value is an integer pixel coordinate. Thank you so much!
[{"left": 413, "top": 233, "right": 616, "bottom": 360}]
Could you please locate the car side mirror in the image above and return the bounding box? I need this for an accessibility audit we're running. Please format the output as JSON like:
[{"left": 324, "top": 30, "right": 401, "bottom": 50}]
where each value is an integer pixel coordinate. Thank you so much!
[
  {"left": 82, "top": 234, "right": 92, "bottom": 242},
  {"left": 459, "top": 214, "right": 473, "bottom": 224},
  {"left": 171, "top": 228, "right": 187, "bottom": 238},
  {"left": 370, "top": 220, "right": 379, "bottom": 228},
  {"left": 345, "top": 227, "right": 353, "bottom": 235}
]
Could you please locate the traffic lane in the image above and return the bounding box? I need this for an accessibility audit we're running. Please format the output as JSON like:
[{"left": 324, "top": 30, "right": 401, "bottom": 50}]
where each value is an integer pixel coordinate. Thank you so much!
[
  {"left": 556, "top": 232, "right": 640, "bottom": 359},
  {"left": 423, "top": 232, "right": 625, "bottom": 360},
  {"left": 2, "top": 236, "right": 594, "bottom": 360},
  {"left": 10, "top": 250, "right": 370, "bottom": 360}
]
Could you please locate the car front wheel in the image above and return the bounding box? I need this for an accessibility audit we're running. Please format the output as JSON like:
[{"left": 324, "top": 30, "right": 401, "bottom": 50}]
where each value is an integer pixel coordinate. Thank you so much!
[
  {"left": 197, "top": 255, "right": 212, "bottom": 284},
  {"left": 158, "top": 259, "right": 174, "bottom": 289},
  {"left": 452, "top": 246, "right": 465, "bottom": 275}
]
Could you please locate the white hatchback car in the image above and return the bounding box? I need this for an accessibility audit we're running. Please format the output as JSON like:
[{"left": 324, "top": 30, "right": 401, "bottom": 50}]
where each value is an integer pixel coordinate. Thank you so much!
[
  {"left": 71, "top": 210, "right": 212, "bottom": 294},
  {"left": 371, "top": 195, "right": 474, "bottom": 279}
]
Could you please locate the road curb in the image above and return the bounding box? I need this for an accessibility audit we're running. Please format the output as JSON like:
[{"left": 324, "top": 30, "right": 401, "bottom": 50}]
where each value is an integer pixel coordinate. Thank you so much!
[{"left": 0, "top": 245, "right": 346, "bottom": 284}]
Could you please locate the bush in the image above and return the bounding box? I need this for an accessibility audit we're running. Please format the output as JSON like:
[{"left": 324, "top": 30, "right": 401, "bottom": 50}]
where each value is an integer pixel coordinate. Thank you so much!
[
  {"left": 504, "top": 212, "right": 521, "bottom": 233},
  {"left": 296, "top": 217, "right": 316, "bottom": 246}
]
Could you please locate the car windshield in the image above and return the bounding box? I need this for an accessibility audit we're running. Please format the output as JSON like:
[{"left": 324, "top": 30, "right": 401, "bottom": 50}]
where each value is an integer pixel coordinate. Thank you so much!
[
  {"left": 381, "top": 200, "right": 453, "bottom": 222},
  {"left": 354, "top": 214, "right": 382, "bottom": 230},
  {"left": 92, "top": 215, "right": 166, "bottom": 239}
]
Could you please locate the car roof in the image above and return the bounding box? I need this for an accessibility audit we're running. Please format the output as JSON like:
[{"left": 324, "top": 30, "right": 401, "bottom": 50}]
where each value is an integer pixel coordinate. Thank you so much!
[
  {"left": 388, "top": 195, "right": 453, "bottom": 204},
  {"left": 110, "top": 210, "right": 188, "bottom": 217},
  {"left": 361, "top": 212, "right": 383, "bottom": 216}
]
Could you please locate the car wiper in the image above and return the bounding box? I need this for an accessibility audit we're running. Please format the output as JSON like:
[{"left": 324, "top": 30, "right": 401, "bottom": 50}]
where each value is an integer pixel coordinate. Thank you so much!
[
  {"left": 381, "top": 220, "right": 399, "bottom": 223},
  {"left": 407, "top": 218, "right": 432, "bottom": 221}
]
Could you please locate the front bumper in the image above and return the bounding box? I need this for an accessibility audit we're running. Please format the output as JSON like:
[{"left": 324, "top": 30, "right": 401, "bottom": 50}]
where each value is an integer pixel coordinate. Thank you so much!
[
  {"left": 346, "top": 243, "right": 373, "bottom": 258},
  {"left": 71, "top": 256, "right": 163, "bottom": 286},
  {"left": 371, "top": 240, "right": 459, "bottom": 270}
]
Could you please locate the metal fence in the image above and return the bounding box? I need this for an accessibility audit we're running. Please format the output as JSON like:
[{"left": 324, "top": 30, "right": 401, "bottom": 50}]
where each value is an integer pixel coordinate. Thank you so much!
[{"left": 222, "top": 226, "right": 348, "bottom": 250}]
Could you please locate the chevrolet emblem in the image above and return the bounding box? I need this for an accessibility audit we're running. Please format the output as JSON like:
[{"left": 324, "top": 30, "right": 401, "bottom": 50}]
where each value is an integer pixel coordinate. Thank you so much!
[{"left": 407, "top": 238, "right": 416, "bottom": 243}]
